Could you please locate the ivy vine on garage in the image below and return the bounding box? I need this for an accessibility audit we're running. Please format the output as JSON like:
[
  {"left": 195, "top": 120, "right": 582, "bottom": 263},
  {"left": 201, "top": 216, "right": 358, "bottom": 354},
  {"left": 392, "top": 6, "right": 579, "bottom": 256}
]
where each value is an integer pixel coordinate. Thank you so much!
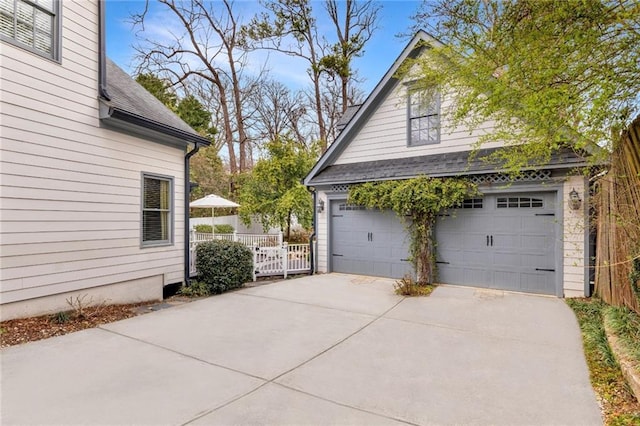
[{"left": 348, "top": 176, "right": 479, "bottom": 284}]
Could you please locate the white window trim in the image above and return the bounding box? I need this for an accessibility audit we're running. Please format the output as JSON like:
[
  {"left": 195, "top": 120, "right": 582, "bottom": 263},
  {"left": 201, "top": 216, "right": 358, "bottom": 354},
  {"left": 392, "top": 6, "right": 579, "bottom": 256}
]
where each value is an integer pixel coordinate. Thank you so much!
[
  {"left": 141, "top": 172, "right": 174, "bottom": 248},
  {"left": 0, "top": 0, "right": 61, "bottom": 62},
  {"left": 407, "top": 86, "right": 441, "bottom": 146}
]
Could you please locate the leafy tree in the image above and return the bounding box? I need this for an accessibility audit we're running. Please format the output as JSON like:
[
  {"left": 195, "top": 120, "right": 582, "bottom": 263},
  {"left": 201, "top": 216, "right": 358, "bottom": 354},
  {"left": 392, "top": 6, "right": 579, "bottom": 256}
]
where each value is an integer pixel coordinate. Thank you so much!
[
  {"left": 135, "top": 72, "right": 177, "bottom": 110},
  {"left": 238, "top": 138, "right": 317, "bottom": 239},
  {"left": 189, "top": 145, "right": 230, "bottom": 216},
  {"left": 176, "top": 95, "right": 210, "bottom": 131},
  {"left": 409, "top": 0, "right": 640, "bottom": 172},
  {"left": 176, "top": 95, "right": 216, "bottom": 141},
  {"left": 349, "top": 177, "right": 477, "bottom": 284}
]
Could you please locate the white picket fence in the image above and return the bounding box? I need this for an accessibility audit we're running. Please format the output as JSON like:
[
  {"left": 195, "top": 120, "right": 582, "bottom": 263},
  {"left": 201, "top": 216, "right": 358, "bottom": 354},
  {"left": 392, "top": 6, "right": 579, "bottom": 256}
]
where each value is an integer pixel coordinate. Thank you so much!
[
  {"left": 189, "top": 231, "right": 311, "bottom": 280},
  {"left": 251, "top": 243, "right": 311, "bottom": 280},
  {"left": 191, "top": 231, "right": 282, "bottom": 247}
]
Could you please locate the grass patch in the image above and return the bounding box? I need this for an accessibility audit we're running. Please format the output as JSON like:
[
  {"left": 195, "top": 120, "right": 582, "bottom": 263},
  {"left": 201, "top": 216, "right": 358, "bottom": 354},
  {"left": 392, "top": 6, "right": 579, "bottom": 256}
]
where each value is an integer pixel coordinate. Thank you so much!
[
  {"left": 605, "top": 306, "right": 640, "bottom": 365},
  {"left": 177, "top": 281, "right": 212, "bottom": 298},
  {"left": 393, "top": 275, "right": 437, "bottom": 296},
  {"left": 566, "top": 298, "right": 640, "bottom": 425}
]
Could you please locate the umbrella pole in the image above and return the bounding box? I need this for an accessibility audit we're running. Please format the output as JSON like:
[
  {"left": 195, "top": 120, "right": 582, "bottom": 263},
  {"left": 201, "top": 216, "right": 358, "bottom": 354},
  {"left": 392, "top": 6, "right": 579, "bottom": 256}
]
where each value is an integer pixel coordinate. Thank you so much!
[{"left": 212, "top": 208, "right": 215, "bottom": 239}]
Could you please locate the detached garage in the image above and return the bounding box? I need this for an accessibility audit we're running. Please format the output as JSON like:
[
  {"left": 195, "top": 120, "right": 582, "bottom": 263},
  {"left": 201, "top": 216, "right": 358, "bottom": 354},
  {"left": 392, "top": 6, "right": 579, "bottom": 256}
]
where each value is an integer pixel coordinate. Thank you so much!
[{"left": 305, "top": 31, "right": 591, "bottom": 298}]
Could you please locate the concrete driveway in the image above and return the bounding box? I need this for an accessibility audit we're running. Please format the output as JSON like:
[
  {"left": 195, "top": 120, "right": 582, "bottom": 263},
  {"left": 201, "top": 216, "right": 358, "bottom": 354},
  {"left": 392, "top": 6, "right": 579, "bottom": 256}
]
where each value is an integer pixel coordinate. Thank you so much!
[{"left": 1, "top": 274, "right": 602, "bottom": 425}]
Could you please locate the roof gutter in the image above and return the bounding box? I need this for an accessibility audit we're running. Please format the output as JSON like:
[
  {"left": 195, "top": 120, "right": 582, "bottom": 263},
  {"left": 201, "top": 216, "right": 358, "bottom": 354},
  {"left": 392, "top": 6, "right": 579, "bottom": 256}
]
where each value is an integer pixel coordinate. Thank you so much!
[
  {"left": 105, "top": 107, "right": 210, "bottom": 146},
  {"left": 184, "top": 142, "right": 202, "bottom": 286},
  {"left": 97, "top": 0, "right": 110, "bottom": 101}
]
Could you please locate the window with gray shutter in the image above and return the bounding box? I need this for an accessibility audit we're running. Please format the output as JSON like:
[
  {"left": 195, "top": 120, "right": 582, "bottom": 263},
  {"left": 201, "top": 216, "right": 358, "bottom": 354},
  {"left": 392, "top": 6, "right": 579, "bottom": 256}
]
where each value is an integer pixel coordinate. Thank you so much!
[
  {"left": 142, "top": 173, "right": 173, "bottom": 246},
  {"left": 0, "top": 0, "right": 59, "bottom": 60}
]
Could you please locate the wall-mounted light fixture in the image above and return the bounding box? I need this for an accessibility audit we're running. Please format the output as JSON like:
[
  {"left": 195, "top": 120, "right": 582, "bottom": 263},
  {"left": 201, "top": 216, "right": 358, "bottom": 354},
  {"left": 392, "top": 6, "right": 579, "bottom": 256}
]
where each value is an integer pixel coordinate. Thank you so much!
[
  {"left": 568, "top": 188, "right": 582, "bottom": 210},
  {"left": 317, "top": 199, "right": 325, "bottom": 213}
]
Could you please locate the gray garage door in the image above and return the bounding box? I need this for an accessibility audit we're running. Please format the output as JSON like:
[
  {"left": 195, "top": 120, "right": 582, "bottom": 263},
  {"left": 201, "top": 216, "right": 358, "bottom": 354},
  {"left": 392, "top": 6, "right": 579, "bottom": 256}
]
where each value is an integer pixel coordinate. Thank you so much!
[
  {"left": 330, "top": 200, "right": 412, "bottom": 279},
  {"left": 435, "top": 192, "right": 557, "bottom": 295}
]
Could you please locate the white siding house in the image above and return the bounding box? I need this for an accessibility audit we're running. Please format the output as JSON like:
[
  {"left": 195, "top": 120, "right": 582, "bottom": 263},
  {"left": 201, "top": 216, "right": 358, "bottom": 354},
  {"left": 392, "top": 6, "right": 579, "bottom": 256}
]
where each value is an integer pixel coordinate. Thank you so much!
[
  {"left": 0, "top": 0, "right": 210, "bottom": 320},
  {"left": 305, "top": 31, "right": 591, "bottom": 297}
]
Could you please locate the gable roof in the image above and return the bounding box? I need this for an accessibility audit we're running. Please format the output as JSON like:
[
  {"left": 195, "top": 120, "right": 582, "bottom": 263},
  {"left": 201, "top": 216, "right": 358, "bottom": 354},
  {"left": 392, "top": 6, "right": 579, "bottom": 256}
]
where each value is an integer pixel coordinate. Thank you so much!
[
  {"left": 304, "top": 30, "right": 438, "bottom": 186},
  {"left": 99, "top": 59, "right": 210, "bottom": 148},
  {"left": 335, "top": 104, "right": 361, "bottom": 134}
]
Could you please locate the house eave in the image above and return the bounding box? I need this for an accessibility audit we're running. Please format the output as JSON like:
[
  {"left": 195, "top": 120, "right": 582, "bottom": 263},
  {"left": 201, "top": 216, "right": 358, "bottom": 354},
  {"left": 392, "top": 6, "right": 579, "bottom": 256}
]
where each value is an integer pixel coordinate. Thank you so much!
[{"left": 99, "top": 101, "right": 211, "bottom": 148}]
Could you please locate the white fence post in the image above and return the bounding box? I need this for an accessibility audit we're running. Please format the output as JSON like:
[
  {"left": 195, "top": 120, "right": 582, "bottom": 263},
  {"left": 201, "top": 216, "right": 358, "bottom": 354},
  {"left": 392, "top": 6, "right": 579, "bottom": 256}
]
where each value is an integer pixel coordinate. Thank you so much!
[
  {"left": 278, "top": 231, "right": 283, "bottom": 246},
  {"left": 282, "top": 242, "right": 288, "bottom": 279},
  {"left": 233, "top": 230, "right": 238, "bottom": 242}
]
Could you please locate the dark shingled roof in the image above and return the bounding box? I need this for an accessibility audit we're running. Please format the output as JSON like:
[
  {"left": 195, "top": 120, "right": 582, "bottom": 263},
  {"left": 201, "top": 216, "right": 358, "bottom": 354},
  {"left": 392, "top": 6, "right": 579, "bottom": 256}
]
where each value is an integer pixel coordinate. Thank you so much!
[
  {"left": 307, "top": 147, "right": 588, "bottom": 185},
  {"left": 335, "top": 104, "right": 361, "bottom": 133},
  {"left": 103, "top": 59, "right": 209, "bottom": 145}
]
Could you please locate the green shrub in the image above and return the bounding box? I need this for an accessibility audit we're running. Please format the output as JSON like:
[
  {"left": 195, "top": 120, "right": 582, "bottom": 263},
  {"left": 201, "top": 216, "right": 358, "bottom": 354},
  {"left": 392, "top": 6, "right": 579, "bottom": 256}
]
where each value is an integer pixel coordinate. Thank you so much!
[
  {"left": 286, "top": 228, "right": 311, "bottom": 244},
  {"left": 215, "top": 224, "right": 235, "bottom": 234},
  {"left": 194, "top": 224, "right": 235, "bottom": 234},
  {"left": 196, "top": 240, "right": 253, "bottom": 294},
  {"left": 178, "top": 280, "right": 212, "bottom": 297}
]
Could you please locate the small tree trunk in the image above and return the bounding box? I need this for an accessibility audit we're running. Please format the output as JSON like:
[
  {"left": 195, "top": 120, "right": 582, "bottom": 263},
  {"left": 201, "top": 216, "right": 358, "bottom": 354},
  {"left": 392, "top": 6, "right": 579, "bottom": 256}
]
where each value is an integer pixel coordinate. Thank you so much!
[
  {"left": 286, "top": 210, "right": 292, "bottom": 241},
  {"left": 416, "top": 216, "right": 436, "bottom": 285}
]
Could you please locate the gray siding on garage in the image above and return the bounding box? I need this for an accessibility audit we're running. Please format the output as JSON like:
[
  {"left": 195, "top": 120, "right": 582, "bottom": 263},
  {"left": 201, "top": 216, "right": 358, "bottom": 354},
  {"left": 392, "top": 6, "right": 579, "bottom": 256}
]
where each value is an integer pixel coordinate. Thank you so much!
[
  {"left": 330, "top": 200, "right": 412, "bottom": 279},
  {"left": 435, "top": 192, "right": 557, "bottom": 295}
]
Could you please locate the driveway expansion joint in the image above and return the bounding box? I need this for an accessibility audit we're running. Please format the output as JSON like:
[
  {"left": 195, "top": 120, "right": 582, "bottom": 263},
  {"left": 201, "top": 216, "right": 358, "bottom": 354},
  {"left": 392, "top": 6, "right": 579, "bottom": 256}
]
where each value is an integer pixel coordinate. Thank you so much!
[
  {"left": 382, "top": 312, "right": 579, "bottom": 350},
  {"left": 97, "top": 325, "right": 267, "bottom": 381},
  {"left": 272, "top": 382, "right": 421, "bottom": 426},
  {"left": 231, "top": 290, "right": 383, "bottom": 317},
  {"left": 180, "top": 296, "right": 410, "bottom": 425}
]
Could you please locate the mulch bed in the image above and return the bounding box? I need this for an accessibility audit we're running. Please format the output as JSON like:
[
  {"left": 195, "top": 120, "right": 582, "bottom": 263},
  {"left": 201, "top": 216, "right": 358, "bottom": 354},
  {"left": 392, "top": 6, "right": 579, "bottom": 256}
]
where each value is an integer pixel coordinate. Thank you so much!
[{"left": 0, "top": 302, "right": 157, "bottom": 348}]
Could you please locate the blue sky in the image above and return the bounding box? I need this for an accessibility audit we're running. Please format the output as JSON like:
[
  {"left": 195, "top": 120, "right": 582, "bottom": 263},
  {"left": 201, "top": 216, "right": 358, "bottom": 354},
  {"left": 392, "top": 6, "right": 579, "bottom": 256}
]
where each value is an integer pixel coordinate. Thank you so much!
[{"left": 105, "top": 0, "right": 423, "bottom": 94}]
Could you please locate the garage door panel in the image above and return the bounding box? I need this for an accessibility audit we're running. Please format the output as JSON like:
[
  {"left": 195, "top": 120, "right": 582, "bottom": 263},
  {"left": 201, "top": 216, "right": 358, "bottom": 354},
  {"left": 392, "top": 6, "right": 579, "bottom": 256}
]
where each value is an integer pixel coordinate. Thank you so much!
[
  {"left": 438, "top": 233, "right": 463, "bottom": 249},
  {"left": 464, "top": 268, "right": 492, "bottom": 286},
  {"left": 493, "top": 234, "right": 520, "bottom": 250},
  {"left": 494, "top": 216, "right": 520, "bottom": 230},
  {"left": 521, "top": 253, "right": 549, "bottom": 267},
  {"left": 437, "top": 264, "right": 460, "bottom": 284},
  {"left": 435, "top": 192, "right": 557, "bottom": 295},
  {"left": 437, "top": 250, "right": 491, "bottom": 267},
  {"left": 458, "top": 215, "right": 486, "bottom": 230},
  {"left": 520, "top": 234, "right": 551, "bottom": 251},
  {"left": 463, "top": 233, "right": 489, "bottom": 249},
  {"left": 437, "top": 216, "right": 463, "bottom": 231},
  {"left": 330, "top": 200, "right": 410, "bottom": 279},
  {"left": 493, "top": 270, "right": 519, "bottom": 289},
  {"left": 524, "top": 217, "right": 556, "bottom": 232},
  {"left": 461, "top": 249, "right": 492, "bottom": 265},
  {"left": 493, "top": 252, "right": 521, "bottom": 267},
  {"left": 521, "top": 272, "right": 555, "bottom": 294}
]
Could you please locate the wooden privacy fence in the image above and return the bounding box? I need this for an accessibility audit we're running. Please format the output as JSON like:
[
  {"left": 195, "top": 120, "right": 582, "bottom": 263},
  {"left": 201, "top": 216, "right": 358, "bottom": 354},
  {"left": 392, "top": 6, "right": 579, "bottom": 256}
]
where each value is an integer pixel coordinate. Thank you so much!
[
  {"left": 594, "top": 115, "right": 640, "bottom": 314},
  {"left": 189, "top": 231, "right": 311, "bottom": 280}
]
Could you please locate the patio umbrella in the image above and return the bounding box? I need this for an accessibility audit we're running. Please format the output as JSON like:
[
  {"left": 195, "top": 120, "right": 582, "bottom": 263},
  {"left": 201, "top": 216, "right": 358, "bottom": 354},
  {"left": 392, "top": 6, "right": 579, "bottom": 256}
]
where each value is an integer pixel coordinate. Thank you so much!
[{"left": 189, "top": 194, "right": 240, "bottom": 237}]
